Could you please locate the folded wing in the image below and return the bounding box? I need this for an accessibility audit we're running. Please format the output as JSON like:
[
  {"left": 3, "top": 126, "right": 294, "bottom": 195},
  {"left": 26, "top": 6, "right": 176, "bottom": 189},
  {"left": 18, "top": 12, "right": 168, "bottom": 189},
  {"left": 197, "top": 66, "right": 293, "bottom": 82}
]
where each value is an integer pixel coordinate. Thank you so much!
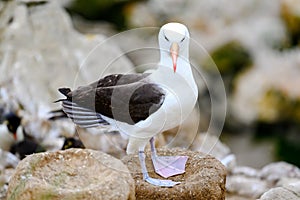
[{"left": 58, "top": 73, "right": 166, "bottom": 127}]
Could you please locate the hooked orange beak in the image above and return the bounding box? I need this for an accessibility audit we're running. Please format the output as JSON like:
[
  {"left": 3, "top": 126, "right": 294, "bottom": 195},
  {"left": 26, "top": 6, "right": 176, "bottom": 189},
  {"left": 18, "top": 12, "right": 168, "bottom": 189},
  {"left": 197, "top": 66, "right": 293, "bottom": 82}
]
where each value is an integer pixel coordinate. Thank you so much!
[
  {"left": 13, "top": 132, "right": 17, "bottom": 140},
  {"left": 170, "top": 42, "right": 179, "bottom": 73}
]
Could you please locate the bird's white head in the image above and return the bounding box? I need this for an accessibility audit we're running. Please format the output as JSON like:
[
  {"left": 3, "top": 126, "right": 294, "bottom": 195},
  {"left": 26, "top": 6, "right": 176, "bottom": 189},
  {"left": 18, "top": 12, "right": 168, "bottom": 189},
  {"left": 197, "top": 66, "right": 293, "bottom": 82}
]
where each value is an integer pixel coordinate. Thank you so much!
[{"left": 158, "top": 23, "right": 190, "bottom": 73}]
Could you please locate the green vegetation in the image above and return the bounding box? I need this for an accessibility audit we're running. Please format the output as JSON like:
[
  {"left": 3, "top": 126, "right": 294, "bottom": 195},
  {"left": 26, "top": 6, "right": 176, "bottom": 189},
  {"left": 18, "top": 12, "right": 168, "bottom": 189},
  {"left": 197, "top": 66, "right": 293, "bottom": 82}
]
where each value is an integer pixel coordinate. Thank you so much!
[
  {"left": 281, "top": 2, "right": 300, "bottom": 47},
  {"left": 255, "top": 120, "right": 300, "bottom": 167},
  {"left": 255, "top": 88, "right": 300, "bottom": 167},
  {"left": 65, "top": 0, "right": 145, "bottom": 30},
  {"left": 258, "top": 89, "right": 300, "bottom": 123},
  {"left": 203, "top": 41, "right": 252, "bottom": 75}
]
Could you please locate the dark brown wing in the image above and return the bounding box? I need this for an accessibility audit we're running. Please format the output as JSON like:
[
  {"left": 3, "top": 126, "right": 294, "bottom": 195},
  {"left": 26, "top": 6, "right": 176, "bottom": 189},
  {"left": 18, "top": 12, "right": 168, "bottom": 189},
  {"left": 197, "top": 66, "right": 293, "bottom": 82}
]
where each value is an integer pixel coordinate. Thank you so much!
[
  {"left": 95, "top": 73, "right": 151, "bottom": 87},
  {"left": 59, "top": 73, "right": 165, "bottom": 126}
]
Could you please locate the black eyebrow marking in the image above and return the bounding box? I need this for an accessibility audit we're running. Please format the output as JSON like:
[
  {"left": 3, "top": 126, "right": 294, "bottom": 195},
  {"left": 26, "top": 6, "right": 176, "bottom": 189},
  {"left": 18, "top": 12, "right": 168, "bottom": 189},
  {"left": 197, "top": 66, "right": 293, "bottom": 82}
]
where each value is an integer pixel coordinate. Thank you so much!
[
  {"left": 180, "top": 36, "right": 185, "bottom": 42},
  {"left": 163, "top": 31, "right": 169, "bottom": 41},
  {"left": 164, "top": 34, "right": 169, "bottom": 41}
]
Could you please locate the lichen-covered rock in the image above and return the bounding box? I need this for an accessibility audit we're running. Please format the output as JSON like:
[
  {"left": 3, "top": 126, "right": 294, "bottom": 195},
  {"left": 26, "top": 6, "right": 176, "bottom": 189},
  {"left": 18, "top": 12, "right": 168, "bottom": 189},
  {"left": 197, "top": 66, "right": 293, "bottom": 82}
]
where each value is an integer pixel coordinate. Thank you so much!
[
  {"left": 226, "top": 176, "right": 270, "bottom": 198},
  {"left": 7, "top": 149, "right": 135, "bottom": 200},
  {"left": 0, "top": 0, "right": 135, "bottom": 167},
  {"left": 122, "top": 148, "right": 226, "bottom": 200},
  {"left": 226, "top": 162, "right": 300, "bottom": 199},
  {"left": 0, "top": 168, "right": 15, "bottom": 200},
  {"left": 283, "top": 181, "right": 300, "bottom": 196},
  {"left": 226, "top": 194, "right": 255, "bottom": 200},
  {"left": 259, "top": 178, "right": 300, "bottom": 199},
  {"left": 259, "top": 161, "right": 300, "bottom": 182},
  {"left": 0, "top": 0, "right": 134, "bottom": 114},
  {"left": 259, "top": 185, "right": 300, "bottom": 200}
]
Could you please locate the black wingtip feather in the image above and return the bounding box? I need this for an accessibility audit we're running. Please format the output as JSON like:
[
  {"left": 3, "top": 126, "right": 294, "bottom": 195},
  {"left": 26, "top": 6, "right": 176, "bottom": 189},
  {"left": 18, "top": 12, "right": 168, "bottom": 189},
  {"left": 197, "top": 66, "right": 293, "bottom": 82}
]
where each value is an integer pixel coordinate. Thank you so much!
[
  {"left": 48, "top": 109, "right": 67, "bottom": 120},
  {"left": 58, "top": 88, "right": 71, "bottom": 97},
  {"left": 53, "top": 99, "right": 64, "bottom": 103},
  {"left": 53, "top": 88, "right": 72, "bottom": 103}
]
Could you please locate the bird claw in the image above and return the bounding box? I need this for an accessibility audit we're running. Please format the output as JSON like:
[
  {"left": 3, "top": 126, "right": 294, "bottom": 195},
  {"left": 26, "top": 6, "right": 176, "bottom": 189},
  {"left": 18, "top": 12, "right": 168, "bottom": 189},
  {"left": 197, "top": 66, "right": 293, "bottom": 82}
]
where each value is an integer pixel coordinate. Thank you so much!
[{"left": 145, "top": 177, "right": 180, "bottom": 187}]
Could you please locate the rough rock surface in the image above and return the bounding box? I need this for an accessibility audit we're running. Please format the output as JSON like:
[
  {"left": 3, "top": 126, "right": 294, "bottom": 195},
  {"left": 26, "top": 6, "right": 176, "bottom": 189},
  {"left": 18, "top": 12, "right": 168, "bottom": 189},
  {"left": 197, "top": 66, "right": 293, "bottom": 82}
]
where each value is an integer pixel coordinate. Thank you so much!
[
  {"left": 0, "top": 0, "right": 135, "bottom": 172},
  {"left": 7, "top": 149, "right": 135, "bottom": 200},
  {"left": 259, "top": 161, "right": 300, "bottom": 182},
  {"left": 0, "top": 168, "right": 15, "bottom": 200},
  {"left": 225, "top": 161, "right": 300, "bottom": 199},
  {"left": 260, "top": 183, "right": 300, "bottom": 200},
  {"left": 122, "top": 148, "right": 226, "bottom": 200},
  {"left": 226, "top": 194, "right": 255, "bottom": 200},
  {"left": 226, "top": 176, "right": 270, "bottom": 198},
  {"left": 0, "top": 0, "right": 134, "bottom": 115},
  {"left": 259, "top": 176, "right": 300, "bottom": 200}
]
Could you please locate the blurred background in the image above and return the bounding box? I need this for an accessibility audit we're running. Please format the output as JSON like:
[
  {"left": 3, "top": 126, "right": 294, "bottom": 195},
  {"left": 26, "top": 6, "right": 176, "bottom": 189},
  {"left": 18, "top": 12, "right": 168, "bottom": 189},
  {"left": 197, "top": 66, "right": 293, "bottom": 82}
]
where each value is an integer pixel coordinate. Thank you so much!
[
  {"left": 0, "top": 0, "right": 299, "bottom": 169},
  {"left": 66, "top": 0, "right": 300, "bottom": 168}
]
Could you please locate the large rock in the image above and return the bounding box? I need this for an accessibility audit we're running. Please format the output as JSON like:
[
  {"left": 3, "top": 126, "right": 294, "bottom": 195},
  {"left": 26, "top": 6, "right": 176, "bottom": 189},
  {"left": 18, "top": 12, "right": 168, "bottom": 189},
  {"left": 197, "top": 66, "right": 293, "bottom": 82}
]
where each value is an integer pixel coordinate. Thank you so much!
[
  {"left": 0, "top": 0, "right": 134, "bottom": 114},
  {"left": 7, "top": 149, "right": 135, "bottom": 200},
  {"left": 0, "top": 0, "right": 134, "bottom": 160},
  {"left": 226, "top": 175, "right": 269, "bottom": 198},
  {"left": 0, "top": 168, "right": 15, "bottom": 200},
  {"left": 122, "top": 148, "right": 226, "bottom": 200},
  {"left": 260, "top": 184, "right": 300, "bottom": 200},
  {"left": 259, "top": 161, "right": 300, "bottom": 182},
  {"left": 225, "top": 161, "right": 300, "bottom": 199}
]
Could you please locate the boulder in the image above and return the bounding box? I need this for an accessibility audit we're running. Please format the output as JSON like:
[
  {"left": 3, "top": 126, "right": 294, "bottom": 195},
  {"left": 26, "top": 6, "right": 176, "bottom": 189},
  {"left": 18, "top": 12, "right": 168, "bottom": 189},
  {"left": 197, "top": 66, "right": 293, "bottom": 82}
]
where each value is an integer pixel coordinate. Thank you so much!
[
  {"left": 226, "top": 194, "right": 255, "bottom": 200},
  {"left": 0, "top": 0, "right": 134, "bottom": 114},
  {"left": 7, "top": 149, "right": 135, "bottom": 200},
  {"left": 226, "top": 175, "right": 269, "bottom": 198},
  {"left": 260, "top": 185, "right": 300, "bottom": 200},
  {"left": 226, "top": 161, "right": 300, "bottom": 199},
  {"left": 259, "top": 161, "right": 300, "bottom": 182},
  {"left": 0, "top": 0, "right": 135, "bottom": 163},
  {"left": 0, "top": 168, "right": 15, "bottom": 200},
  {"left": 122, "top": 148, "right": 226, "bottom": 200}
]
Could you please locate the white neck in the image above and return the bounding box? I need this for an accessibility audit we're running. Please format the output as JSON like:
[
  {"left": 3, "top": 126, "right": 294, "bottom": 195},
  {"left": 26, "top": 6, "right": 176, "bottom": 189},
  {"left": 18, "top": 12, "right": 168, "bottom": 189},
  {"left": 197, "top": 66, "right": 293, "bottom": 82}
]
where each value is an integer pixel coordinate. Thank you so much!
[{"left": 153, "top": 49, "right": 198, "bottom": 96}]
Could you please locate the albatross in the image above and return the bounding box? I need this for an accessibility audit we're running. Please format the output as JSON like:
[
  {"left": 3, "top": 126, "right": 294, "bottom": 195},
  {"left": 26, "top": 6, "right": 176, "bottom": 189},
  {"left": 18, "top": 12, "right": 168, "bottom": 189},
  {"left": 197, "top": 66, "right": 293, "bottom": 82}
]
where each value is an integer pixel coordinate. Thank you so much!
[{"left": 56, "top": 23, "right": 198, "bottom": 187}]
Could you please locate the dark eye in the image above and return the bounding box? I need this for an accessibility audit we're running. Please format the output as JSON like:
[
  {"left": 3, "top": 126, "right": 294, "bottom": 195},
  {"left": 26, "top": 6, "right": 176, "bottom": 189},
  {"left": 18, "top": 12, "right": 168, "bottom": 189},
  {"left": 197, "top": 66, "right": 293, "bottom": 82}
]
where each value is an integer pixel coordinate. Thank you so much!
[
  {"left": 164, "top": 35, "right": 169, "bottom": 42},
  {"left": 180, "top": 37, "right": 185, "bottom": 42}
]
